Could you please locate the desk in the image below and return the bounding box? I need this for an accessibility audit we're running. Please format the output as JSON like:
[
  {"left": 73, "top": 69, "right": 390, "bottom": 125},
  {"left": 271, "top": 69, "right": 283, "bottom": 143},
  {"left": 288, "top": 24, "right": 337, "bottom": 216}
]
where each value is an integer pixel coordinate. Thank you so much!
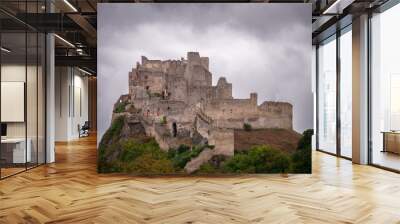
[
  {"left": 382, "top": 131, "right": 400, "bottom": 154},
  {"left": 1, "top": 138, "right": 31, "bottom": 163}
]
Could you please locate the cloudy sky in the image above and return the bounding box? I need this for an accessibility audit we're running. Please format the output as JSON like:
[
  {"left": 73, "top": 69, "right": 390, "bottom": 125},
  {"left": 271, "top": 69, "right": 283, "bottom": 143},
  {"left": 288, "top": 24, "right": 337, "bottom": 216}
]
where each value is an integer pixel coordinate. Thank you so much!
[{"left": 98, "top": 3, "right": 312, "bottom": 140}]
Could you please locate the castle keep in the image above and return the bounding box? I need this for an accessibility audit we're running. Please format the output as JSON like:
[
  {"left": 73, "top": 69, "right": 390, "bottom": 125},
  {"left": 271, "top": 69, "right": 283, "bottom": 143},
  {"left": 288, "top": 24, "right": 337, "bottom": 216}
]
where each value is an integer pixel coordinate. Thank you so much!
[{"left": 115, "top": 52, "right": 293, "bottom": 167}]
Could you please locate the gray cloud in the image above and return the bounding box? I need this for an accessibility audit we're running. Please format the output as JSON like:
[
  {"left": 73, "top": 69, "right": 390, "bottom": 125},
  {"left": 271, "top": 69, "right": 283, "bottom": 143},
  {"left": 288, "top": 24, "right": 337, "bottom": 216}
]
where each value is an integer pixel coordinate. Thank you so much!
[{"left": 98, "top": 3, "right": 312, "bottom": 140}]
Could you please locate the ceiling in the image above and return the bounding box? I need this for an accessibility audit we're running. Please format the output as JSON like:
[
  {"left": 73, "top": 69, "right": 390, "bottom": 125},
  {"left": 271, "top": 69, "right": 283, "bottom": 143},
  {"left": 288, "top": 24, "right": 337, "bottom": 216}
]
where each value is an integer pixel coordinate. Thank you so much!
[{"left": 0, "top": 0, "right": 393, "bottom": 75}]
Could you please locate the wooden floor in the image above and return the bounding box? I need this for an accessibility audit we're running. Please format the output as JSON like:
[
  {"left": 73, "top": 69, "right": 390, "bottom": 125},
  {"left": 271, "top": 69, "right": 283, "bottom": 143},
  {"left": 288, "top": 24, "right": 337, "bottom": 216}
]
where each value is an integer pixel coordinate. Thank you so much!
[{"left": 1, "top": 135, "right": 400, "bottom": 224}]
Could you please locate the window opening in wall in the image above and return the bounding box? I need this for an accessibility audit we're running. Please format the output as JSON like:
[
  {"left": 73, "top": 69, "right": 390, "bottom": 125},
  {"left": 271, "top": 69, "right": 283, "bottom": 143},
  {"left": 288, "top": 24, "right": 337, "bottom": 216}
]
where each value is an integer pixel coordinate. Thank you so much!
[{"left": 172, "top": 122, "right": 177, "bottom": 137}]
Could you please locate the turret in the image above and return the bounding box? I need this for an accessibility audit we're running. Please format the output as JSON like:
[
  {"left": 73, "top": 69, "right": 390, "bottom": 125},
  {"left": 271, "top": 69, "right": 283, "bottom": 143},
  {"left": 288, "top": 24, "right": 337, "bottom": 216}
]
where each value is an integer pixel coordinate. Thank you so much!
[
  {"left": 141, "top": 56, "right": 148, "bottom": 65},
  {"left": 250, "top": 93, "right": 257, "bottom": 105},
  {"left": 187, "top": 52, "right": 201, "bottom": 64},
  {"left": 200, "top": 57, "right": 209, "bottom": 69}
]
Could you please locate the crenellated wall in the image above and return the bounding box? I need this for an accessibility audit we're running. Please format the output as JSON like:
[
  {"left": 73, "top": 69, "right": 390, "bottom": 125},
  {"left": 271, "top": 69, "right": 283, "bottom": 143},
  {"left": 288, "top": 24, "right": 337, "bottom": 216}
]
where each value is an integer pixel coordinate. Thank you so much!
[{"left": 128, "top": 52, "right": 293, "bottom": 136}]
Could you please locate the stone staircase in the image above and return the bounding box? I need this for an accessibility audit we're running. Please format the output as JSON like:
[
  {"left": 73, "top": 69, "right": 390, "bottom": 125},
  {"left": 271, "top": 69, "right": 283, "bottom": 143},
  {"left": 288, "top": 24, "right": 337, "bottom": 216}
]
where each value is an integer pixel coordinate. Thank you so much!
[{"left": 195, "top": 107, "right": 213, "bottom": 125}]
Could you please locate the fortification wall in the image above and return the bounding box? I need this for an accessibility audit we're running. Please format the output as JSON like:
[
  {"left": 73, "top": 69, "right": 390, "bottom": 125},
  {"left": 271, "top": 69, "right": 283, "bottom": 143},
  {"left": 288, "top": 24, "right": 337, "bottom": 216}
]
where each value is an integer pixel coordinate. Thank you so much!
[
  {"left": 141, "top": 56, "right": 163, "bottom": 71},
  {"left": 258, "top": 101, "right": 292, "bottom": 129},
  {"left": 187, "top": 86, "right": 215, "bottom": 105},
  {"left": 203, "top": 97, "right": 292, "bottom": 130},
  {"left": 165, "top": 61, "right": 186, "bottom": 76},
  {"left": 215, "top": 77, "right": 233, "bottom": 99},
  {"left": 259, "top": 101, "right": 291, "bottom": 113},
  {"left": 208, "top": 129, "right": 234, "bottom": 156},
  {"left": 167, "top": 76, "right": 187, "bottom": 101},
  {"left": 128, "top": 52, "right": 294, "bottom": 139},
  {"left": 200, "top": 57, "right": 209, "bottom": 70},
  {"left": 204, "top": 98, "right": 258, "bottom": 120}
]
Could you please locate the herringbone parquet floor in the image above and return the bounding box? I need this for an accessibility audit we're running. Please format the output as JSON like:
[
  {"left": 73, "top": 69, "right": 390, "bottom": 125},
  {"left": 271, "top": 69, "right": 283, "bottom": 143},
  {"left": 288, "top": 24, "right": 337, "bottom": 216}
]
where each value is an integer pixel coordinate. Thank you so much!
[{"left": 1, "top": 135, "right": 400, "bottom": 224}]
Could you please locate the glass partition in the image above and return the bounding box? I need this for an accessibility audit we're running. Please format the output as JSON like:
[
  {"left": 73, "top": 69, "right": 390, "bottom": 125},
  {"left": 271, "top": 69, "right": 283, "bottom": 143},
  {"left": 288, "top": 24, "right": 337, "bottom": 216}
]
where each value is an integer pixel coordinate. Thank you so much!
[
  {"left": 371, "top": 4, "right": 400, "bottom": 171},
  {"left": 339, "top": 27, "right": 352, "bottom": 158},
  {"left": 317, "top": 35, "right": 337, "bottom": 154},
  {"left": 1, "top": 31, "right": 28, "bottom": 177},
  {"left": 27, "top": 31, "right": 38, "bottom": 169},
  {"left": 38, "top": 32, "right": 45, "bottom": 165},
  {"left": 0, "top": 2, "right": 46, "bottom": 179}
]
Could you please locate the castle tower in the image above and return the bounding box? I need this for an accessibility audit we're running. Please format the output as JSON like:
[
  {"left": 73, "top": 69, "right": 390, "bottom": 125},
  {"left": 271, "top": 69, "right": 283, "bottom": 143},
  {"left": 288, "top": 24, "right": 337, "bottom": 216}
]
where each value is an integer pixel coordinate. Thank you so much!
[
  {"left": 250, "top": 93, "right": 258, "bottom": 106},
  {"left": 216, "top": 77, "right": 233, "bottom": 99},
  {"left": 187, "top": 52, "right": 201, "bottom": 64},
  {"left": 185, "top": 52, "right": 212, "bottom": 87}
]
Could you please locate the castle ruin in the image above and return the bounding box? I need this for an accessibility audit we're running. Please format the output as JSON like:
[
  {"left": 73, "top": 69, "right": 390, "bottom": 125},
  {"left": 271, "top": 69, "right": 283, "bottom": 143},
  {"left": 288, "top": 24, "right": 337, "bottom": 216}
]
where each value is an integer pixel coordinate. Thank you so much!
[{"left": 113, "top": 52, "right": 293, "bottom": 169}]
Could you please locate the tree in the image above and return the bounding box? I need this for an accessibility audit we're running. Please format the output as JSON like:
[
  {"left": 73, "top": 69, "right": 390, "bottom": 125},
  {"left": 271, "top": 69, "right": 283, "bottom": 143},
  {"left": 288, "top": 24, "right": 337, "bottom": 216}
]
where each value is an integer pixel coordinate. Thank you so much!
[{"left": 291, "top": 129, "right": 313, "bottom": 173}]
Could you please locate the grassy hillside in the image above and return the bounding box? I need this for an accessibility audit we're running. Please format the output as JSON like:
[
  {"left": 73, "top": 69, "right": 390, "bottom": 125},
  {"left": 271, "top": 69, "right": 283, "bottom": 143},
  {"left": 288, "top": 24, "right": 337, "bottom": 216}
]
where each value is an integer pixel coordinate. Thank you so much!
[{"left": 234, "top": 128, "right": 302, "bottom": 153}]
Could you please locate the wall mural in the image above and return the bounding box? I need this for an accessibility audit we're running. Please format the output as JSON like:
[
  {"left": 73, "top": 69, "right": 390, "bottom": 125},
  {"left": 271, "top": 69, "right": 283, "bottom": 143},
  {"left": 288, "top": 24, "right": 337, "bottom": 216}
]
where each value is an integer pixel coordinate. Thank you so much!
[{"left": 97, "top": 3, "right": 312, "bottom": 175}]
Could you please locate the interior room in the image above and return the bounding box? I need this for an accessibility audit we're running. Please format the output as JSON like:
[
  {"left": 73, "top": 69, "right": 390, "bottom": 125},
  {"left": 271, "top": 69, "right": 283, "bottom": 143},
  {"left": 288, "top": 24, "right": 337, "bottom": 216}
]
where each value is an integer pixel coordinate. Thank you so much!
[
  {"left": 0, "top": 11, "right": 46, "bottom": 178},
  {"left": 54, "top": 66, "right": 92, "bottom": 142},
  {"left": 0, "top": 0, "right": 399, "bottom": 223},
  {"left": 370, "top": 4, "right": 400, "bottom": 171}
]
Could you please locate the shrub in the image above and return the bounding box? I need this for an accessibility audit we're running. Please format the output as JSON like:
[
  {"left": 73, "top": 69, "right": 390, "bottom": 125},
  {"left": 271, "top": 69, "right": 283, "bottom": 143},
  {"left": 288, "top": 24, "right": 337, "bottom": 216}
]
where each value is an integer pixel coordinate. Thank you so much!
[
  {"left": 98, "top": 116, "right": 125, "bottom": 173},
  {"left": 248, "top": 145, "right": 291, "bottom": 173},
  {"left": 161, "top": 116, "right": 167, "bottom": 125},
  {"left": 117, "top": 137, "right": 175, "bottom": 174},
  {"left": 177, "top": 144, "right": 190, "bottom": 154},
  {"left": 169, "top": 144, "right": 208, "bottom": 169},
  {"left": 291, "top": 129, "right": 313, "bottom": 173},
  {"left": 297, "top": 129, "right": 313, "bottom": 150},
  {"left": 98, "top": 123, "right": 177, "bottom": 174},
  {"left": 243, "top": 123, "right": 252, "bottom": 131},
  {"left": 114, "top": 101, "right": 127, "bottom": 113},
  {"left": 123, "top": 153, "right": 175, "bottom": 174},
  {"left": 222, "top": 154, "right": 255, "bottom": 173},
  {"left": 222, "top": 145, "right": 291, "bottom": 173},
  {"left": 197, "top": 163, "right": 216, "bottom": 174}
]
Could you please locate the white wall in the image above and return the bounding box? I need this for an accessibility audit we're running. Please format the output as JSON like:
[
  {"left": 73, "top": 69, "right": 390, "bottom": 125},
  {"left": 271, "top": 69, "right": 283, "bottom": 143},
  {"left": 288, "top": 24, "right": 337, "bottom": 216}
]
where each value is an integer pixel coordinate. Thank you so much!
[
  {"left": 1, "top": 63, "right": 46, "bottom": 164},
  {"left": 1, "top": 65, "right": 41, "bottom": 138},
  {"left": 55, "top": 67, "right": 89, "bottom": 141}
]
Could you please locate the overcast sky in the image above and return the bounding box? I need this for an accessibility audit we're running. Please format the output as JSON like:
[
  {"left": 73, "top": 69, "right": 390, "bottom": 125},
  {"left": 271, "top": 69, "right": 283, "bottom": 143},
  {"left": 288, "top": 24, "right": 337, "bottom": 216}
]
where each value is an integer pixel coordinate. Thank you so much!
[{"left": 98, "top": 3, "right": 312, "bottom": 140}]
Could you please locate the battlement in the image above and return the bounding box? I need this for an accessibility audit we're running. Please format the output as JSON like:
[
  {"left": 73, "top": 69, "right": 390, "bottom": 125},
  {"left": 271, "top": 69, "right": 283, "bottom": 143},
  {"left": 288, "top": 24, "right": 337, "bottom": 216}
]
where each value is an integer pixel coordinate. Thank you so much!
[
  {"left": 128, "top": 52, "right": 293, "bottom": 131},
  {"left": 187, "top": 52, "right": 200, "bottom": 62},
  {"left": 259, "top": 101, "right": 292, "bottom": 115}
]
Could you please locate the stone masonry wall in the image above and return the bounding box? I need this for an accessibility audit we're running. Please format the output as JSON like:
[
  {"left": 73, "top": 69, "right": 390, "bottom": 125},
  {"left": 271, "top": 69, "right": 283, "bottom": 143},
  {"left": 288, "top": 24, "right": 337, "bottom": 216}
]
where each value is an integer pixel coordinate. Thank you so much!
[{"left": 129, "top": 51, "right": 293, "bottom": 136}]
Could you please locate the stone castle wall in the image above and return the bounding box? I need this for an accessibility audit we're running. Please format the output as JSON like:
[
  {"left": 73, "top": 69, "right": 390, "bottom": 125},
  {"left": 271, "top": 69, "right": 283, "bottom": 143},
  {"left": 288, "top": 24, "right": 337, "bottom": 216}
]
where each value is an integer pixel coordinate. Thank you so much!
[{"left": 126, "top": 52, "right": 293, "bottom": 155}]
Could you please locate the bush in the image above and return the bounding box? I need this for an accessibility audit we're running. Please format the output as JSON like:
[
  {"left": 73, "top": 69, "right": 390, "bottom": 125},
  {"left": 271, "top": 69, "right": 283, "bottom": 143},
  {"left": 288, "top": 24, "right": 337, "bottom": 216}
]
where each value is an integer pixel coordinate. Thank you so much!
[
  {"left": 222, "top": 145, "right": 291, "bottom": 173},
  {"left": 243, "top": 123, "right": 252, "bottom": 131},
  {"left": 98, "top": 123, "right": 176, "bottom": 174},
  {"left": 177, "top": 144, "right": 190, "bottom": 154},
  {"left": 116, "top": 138, "right": 176, "bottom": 174},
  {"left": 222, "top": 154, "right": 255, "bottom": 173},
  {"left": 291, "top": 129, "right": 313, "bottom": 173},
  {"left": 197, "top": 163, "right": 217, "bottom": 174},
  {"left": 161, "top": 116, "right": 167, "bottom": 125},
  {"left": 114, "top": 101, "right": 127, "bottom": 113},
  {"left": 119, "top": 138, "right": 159, "bottom": 162},
  {"left": 297, "top": 129, "right": 313, "bottom": 150},
  {"left": 168, "top": 144, "right": 208, "bottom": 169},
  {"left": 123, "top": 153, "right": 175, "bottom": 174},
  {"left": 98, "top": 116, "right": 125, "bottom": 173}
]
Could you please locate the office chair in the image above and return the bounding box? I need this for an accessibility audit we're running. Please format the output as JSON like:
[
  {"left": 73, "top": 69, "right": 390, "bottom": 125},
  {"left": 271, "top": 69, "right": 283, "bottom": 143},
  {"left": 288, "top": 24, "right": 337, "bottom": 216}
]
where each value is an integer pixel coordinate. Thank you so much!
[{"left": 79, "top": 121, "right": 90, "bottom": 138}]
